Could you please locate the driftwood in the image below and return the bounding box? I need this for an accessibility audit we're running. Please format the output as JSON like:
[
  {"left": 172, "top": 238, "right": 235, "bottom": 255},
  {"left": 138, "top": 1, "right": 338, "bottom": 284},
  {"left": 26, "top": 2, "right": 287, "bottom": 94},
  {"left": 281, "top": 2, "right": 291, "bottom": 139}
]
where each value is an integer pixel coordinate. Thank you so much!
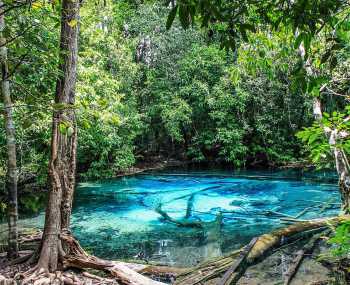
[
  {"left": 280, "top": 217, "right": 308, "bottom": 223},
  {"left": 217, "top": 237, "right": 258, "bottom": 285},
  {"left": 174, "top": 215, "right": 349, "bottom": 285},
  {"left": 294, "top": 205, "right": 319, "bottom": 219},
  {"left": 283, "top": 229, "right": 331, "bottom": 285},
  {"left": 319, "top": 198, "right": 336, "bottom": 214},
  {"left": 163, "top": 186, "right": 222, "bottom": 205}
]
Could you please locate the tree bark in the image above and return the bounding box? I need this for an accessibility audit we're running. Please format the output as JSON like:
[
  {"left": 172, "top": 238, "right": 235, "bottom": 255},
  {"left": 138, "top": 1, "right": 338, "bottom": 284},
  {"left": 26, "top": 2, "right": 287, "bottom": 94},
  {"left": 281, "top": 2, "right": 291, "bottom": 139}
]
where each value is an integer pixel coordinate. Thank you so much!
[
  {"left": 330, "top": 132, "right": 350, "bottom": 214},
  {"left": 37, "top": 0, "right": 79, "bottom": 272},
  {"left": 0, "top": 0, "right": 19, "bottom": 259}
]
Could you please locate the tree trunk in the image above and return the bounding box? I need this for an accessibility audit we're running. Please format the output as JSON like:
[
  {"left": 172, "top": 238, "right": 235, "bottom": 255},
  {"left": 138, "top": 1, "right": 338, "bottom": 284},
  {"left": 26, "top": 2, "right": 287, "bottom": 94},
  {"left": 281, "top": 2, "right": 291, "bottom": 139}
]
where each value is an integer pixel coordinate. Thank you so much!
[
  {"left": 0, "top": 0, "right": 19, "bottom": 259},
  {"left": 37, "top": 0, "right": 79, "bottom": 272},
  {"left": 330, "top": 130, "right": 350, "bottom": 214}
]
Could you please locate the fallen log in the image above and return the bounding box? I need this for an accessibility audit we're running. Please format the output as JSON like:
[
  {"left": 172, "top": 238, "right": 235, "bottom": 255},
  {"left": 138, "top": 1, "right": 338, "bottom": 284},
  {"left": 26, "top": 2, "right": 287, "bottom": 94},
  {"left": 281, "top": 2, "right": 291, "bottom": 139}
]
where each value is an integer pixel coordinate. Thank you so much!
[{"left": 174, "top": 215, "right": 349, "bottom": 285}]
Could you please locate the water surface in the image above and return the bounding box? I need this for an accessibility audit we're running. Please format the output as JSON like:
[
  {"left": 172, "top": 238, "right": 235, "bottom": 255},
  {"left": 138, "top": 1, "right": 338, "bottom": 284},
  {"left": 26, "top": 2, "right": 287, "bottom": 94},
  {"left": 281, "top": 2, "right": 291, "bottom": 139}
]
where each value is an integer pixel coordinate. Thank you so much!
[{"left": 67, "top": 169, "right": 339, "bottom": 266}]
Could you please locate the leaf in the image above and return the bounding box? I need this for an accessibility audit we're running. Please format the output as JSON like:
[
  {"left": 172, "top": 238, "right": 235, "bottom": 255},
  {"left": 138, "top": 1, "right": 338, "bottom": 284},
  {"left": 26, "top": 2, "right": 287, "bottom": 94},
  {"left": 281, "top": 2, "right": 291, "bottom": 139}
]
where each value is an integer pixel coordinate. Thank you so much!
[
  {"left": 68, "top": 19, "right": 78, "bottom": 28},
  {"left": 32, "top": 2, "right": 43, "bottom": 9},
  {"left": 166, "top": 5, "right": 178, "bottom": 30},
  {"left": 303, "top": 33, "right": 311, "bottom": 56},
  {"left": 59, "top": 122, "right": 67, "bottom": 135},
  {"left": 308, "top": 133, "right": 319, "bottom": 145}
]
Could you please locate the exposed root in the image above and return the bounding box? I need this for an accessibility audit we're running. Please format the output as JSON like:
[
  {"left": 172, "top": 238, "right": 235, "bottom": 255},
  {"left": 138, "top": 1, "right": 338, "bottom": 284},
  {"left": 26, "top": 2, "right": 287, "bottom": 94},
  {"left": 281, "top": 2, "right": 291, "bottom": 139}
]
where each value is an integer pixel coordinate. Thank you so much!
[
  {"left": 60, "top": 232, "right": 166, "bottom": 285},
  {"left": 15, "top": 268, "right": 118, "bottom": 285},
  {"left": 3, "top": 231, "right": 168, "bottom": 285}
]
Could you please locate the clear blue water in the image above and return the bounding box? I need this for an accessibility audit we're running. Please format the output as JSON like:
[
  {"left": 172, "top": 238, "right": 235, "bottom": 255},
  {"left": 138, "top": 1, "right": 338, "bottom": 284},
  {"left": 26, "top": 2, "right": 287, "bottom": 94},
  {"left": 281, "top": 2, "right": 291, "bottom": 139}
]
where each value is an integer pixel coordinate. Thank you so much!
[{"left": 67, "top": 169, "right": 339, "bottom": 266}]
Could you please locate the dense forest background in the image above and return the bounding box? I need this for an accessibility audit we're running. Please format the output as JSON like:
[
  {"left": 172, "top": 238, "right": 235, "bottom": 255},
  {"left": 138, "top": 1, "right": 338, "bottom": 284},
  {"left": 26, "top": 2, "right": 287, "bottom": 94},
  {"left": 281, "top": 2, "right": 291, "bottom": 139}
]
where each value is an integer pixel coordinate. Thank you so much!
[
  {"left": 0, "top": 0, "right": 348, "bottom": 187},
  {"left": 0, "top": 0, "right": 350, "bottom": 283}
]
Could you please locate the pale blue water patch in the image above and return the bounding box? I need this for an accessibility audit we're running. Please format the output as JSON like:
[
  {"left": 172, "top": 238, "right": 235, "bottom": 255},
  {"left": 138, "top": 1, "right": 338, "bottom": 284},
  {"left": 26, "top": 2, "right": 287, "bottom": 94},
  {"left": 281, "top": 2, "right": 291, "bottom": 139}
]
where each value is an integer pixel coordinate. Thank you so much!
[{"left": 68, "top": 169, "right": 339, "bottom": 266}]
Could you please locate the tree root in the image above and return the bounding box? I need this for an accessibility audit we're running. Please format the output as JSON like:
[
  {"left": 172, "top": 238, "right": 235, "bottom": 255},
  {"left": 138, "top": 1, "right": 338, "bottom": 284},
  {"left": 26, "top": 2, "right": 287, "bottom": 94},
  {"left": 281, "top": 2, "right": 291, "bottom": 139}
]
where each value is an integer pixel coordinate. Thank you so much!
[
  {"left": 17, "top": 267, "right": 119, "bottom": 285},
  {"left": 174, "top": 215, "right": 349, "bottom": 285},
  {"left": 11, "top": 232, "right": 168, "bottom": 285},
  {"left": 60, "top": 232, "right": 167, "bottom": 285}
]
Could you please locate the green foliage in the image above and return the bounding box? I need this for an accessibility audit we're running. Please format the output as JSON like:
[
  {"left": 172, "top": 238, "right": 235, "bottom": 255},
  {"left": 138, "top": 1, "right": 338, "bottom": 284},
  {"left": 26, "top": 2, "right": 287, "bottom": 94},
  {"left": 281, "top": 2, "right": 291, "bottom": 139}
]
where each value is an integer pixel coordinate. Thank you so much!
[
  {"left": 169, "top": 0, "right": 349, "bottom": 53},
  {"left": 0, "top": 0, "right": 317, "bottom": 186},
  {"left": 19, "top": 193, "right": 46, "bottom": 215},
  {"left": 328, "top": 220, "right": 350, "bottom": 256},
  {"left": 76, "top": 0, "right": 142, "bottom": 179},
  {"left": 297, "top": 107, "right": 350, "bottom": 168},
  {"left": 297, "top": 124, "right": 331, "bottom": 167}
]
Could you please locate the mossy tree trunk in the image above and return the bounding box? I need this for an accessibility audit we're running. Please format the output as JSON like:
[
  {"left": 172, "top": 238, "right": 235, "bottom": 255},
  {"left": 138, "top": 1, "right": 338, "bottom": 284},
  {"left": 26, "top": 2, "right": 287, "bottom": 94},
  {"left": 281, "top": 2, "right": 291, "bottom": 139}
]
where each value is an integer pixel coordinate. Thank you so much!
[
  {"left": 37, "top": 0, "right": 79, "bottom": 272},
  {"left": 0, "top": 0, "right": 19, "bottom": 260}
]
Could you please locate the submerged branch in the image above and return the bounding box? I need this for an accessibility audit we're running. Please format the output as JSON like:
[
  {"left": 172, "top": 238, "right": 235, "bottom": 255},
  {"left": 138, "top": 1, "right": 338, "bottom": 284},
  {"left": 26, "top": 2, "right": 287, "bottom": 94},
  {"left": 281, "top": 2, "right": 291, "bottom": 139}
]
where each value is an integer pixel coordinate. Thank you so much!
[{"left": 155, "top": 204, "right": 203, "bottom": 228}]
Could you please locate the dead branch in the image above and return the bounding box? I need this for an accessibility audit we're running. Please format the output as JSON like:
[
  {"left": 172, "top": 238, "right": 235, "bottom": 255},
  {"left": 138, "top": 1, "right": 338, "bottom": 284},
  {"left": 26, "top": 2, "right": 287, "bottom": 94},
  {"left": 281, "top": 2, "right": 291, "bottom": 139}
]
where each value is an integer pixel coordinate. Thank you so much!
[
  {"left": 218, "top": 237, "right": 258, "bottom": 285},
  {"left": 185, "top": 194, "right": 195, "bottom": 219}
]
